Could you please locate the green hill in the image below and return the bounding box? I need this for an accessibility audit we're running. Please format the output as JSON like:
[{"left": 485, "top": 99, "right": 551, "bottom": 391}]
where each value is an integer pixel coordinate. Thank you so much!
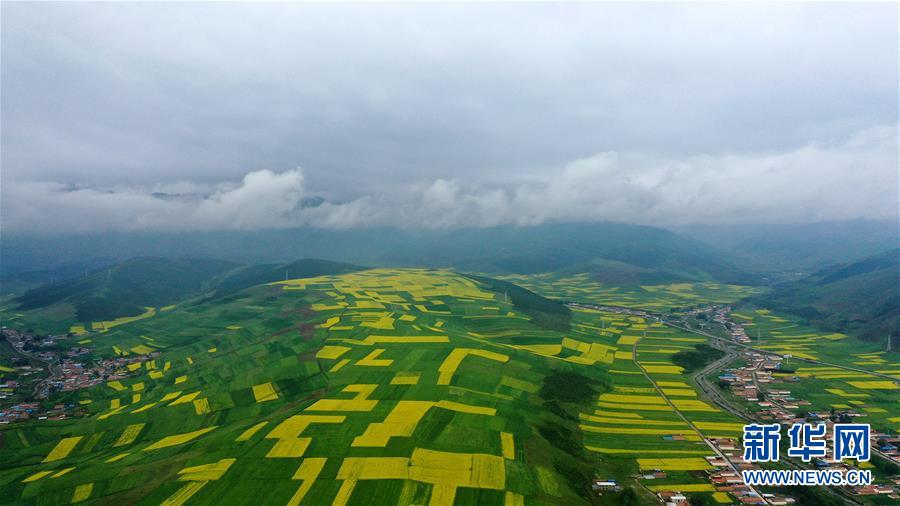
[
  {"left": 15, "top": 257, "right": 239, "bottom": 323},
  {"left": 0, "top": 268, "right": 758, "bottom": 506},
  {"left": 0, "top": 270, "right": 609, "bottom": 505},
  {"left": 3, "top": 268, "right": 895, "bottom": 505},
  {"left": 204, "top": 259, "right": 364, "bottom": 302},
  {"left": 12, "top": 258, "right": 364, "bottom": 329},
  {"left": 750, "top": 249, "right": 900, "bottom": 342},
  {"left": 3, "top": 223, "right": 753, "bottom": 285}
]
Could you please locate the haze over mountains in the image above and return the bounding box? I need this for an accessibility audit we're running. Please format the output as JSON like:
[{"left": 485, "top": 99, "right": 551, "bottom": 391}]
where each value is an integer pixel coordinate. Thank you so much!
[
  {"left": 752, "top": 249, "right": 900, "bottom": 342},
  {"left": 6, "top": 220, "right": 898, "bottom": 346},
  {"left": 5, "top": 220, "right": 898, "bottom": 285}
]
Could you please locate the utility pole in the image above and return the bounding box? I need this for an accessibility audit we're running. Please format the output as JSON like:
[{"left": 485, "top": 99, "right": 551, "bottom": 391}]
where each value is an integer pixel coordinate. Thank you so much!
[{"left": 887, "top": 334, "right": 893, "bottom": 353}]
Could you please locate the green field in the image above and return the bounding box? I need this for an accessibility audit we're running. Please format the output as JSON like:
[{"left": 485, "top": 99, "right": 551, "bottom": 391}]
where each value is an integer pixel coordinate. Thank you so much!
[
  {"left": 0, "top": 269, "right": 611, "bottom": 505},
  {"left": 723, "top": 308, "right": 900, "bottom": 433},
  {"left": 497, "top": 273, "right": 762, "bottom": 311},
  {"left": 2, "top": 268, "right": 896, "bottom": 505}
]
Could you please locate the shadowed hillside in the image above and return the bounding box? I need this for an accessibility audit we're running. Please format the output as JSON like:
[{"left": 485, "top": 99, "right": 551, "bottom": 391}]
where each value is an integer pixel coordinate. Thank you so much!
[
  {"left": 14, "top": 257, "right": 363, "bottom": 325},
  {"left": 751, "top": 249, "right": 900, "bottom": 342}
]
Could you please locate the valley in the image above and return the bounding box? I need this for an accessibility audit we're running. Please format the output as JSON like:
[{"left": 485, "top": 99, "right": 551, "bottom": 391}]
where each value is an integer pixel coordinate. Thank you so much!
[{"left": 1, "top": 260, "right": 897, "bottom": 505}]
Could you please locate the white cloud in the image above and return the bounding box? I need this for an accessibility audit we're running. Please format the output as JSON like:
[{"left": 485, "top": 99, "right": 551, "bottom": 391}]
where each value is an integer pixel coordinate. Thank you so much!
[{"left": 3, "top": 125, "right": 896, "bottom": 233}]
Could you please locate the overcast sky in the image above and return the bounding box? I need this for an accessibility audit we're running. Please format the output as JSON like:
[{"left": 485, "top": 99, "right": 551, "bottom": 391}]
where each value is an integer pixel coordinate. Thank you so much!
[{"left": 2, "top": 2, "right": 898, "bottom": 233}]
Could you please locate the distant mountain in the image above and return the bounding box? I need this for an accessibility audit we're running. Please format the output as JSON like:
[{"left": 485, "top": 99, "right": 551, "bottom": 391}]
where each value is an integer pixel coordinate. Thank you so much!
[
  {"left": 2, "top": 222, "right": 753, "bottom": 285},
  {"left": 14, "top": 257, "right": 363, "bottom": 323},
  {"left": 676, "top": 219, "right": 900, "bottom": 274},
  {"left": 204, "top": 258, "right": 363, "bottom": 301},
  {"left": 750, "top": 249, "right": 900, "bottom": 342},
  {"left": 15, "top": 257, "right": 239, "bottom": 323}
]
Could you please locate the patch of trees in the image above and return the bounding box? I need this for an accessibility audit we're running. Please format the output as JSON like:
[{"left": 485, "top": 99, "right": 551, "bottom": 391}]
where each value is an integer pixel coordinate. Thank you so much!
[
  {"left": 538, "top": 424, "right": 581, "bottom": 456},
  {"left": 610, "top": 487, "right": 639, "bottom": 506},
  {"left": 464, "top": 274, "right": 571, "bottom": 331},
  {"left": 871, "top": 453, "right": 899, "bottom": 475},
  {"left": 537, "top": 369, "right": 609, "bottom": 501},
  {"left": 552, "top": 458, "right": 595, "bottom": 501},
  {"left": 671, "top": 344, "right": 724, "bottom": 373},
  {"left": 75, "top": 297, "right": 145, "bottom": 323},
  {"left": 539, "top": 370, "right": 605, "bottom": 404}
]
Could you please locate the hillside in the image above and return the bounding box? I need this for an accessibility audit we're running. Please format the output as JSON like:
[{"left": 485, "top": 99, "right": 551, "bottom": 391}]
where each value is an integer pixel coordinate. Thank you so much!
[
  {"left": 2, "top": 223, "right": 753, "bottom": 285},
  {"left": 0, "top": 268, "right": 755, "bottom": 505},
  {"left": 0, "top": 270, "right": 604, "bottom": 505},
  {"left": 14, "top": 257, "right": 239, "bottom": 323},
  {"left": 750, "top": 249, "right": 900, "bottom": 342},
  {"left": 676, "top": 219, "right": 900, "bottom": 275},
  {"left": 203, "top": 259, "right": 364, "bottom": 302},
  {"left": 10, "top": 258, "right": 363, "bottom": 330}
]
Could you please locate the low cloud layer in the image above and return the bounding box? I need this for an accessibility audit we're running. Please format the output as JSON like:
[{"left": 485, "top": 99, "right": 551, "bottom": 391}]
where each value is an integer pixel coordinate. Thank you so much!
[
  {"left": 4, "top": 125, "right": 896, "bottom": 234},
  {"left": 2, "top": 3, "right": 897, "bottom": 232}
]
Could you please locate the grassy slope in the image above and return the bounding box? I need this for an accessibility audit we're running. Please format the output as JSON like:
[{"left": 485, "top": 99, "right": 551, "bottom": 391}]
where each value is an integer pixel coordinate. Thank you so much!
[
  {"left": 204, "top": 258, "right": 364, "bottom": 302},
  {"left": 14, "top": 257, "right": 239, "bottom": 323},
  {"left": 6, "top": 258, "right": 364, "bottom": 334},
  {"left": 3, "top": 269, "right": 895, "bottom": 505},
  {"left": 0, "top": 269, "right": 611, "bottom": 505},
  {"left": 463, "top": 274, "right": 572, "bottom": 332}
]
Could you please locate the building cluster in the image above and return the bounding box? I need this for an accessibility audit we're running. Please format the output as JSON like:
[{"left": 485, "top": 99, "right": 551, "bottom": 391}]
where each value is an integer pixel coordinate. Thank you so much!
[
  {"left": 0, "top": 353, "right": 151, "bottom": 424},
  {"left": 2, "top": 327, "right": 69, "bottom": 353},
  {"left": 49, "top": 355, "right": 136, "bottom": 393},
  {"left": 717, "top": 351, "right": 808, "bottom": 418},
  {"left": 647, "top": 437, "right": 795, "bottom": 505},
  {"left": 2, "top": 326, "right": 156, "bottom": 424},
  {"left": 713, "top": 314, "right": 900, "bottom": 500},
  {"left": 0, "top": 402, "right": 75, "bottom": 423}
]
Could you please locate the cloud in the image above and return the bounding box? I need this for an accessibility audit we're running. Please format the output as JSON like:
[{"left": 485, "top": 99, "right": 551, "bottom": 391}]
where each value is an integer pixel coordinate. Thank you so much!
[
  {"left": 1, "top": 2, "right": 897, "bottom": 202},
  {"left": 3, "top": 125, "right": 896, "bottom": 233}
]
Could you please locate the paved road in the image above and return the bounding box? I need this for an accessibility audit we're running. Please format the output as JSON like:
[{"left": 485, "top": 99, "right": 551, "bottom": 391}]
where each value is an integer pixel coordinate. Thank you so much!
[
  {"left": 660, "top": 323, "right": 868, "bottom": 505},
  {"left": 692, "top": 338, "right": 754, "bottom": 422},
  {"left": 567, "top": 301, "right": 898, "bottom": 382},
  {"left": 2, "top": 333, "right": 57, "bottom": 399},
  {"left": 569, "top": 301, "right": 868, "bottom": 505}
]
